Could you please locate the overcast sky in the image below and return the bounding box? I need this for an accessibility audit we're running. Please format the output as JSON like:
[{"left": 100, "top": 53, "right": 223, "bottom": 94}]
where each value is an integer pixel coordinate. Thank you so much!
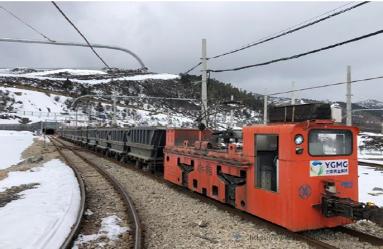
[{"left": 0, "top": 1, "right": 382, "bottom": 102}]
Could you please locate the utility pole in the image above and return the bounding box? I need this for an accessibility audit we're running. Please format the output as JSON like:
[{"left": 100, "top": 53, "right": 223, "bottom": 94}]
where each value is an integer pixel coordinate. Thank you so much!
[
  {"left": 88, "top": 103, "right": 92, "bottom": 127},
  {"left": 43, "top": 120, "right": 46, "bottom": 148},
  {"left": 112, "top": 90, "right": 117, "bottom": 127},
  {"left": 75, "top": 108, "right": 78, "bottom": 127},
  {"left": 291, "top": 81, "right": 296, "bottom": 105},
  {"left": 346, "top": 65, "right": 352, "bottom": 126},
  {"left": 263, "top": 95, "right": 268, "bottom": 125},
  {"left": 230, "top": 95, "right": 234, "bottom": 128},
  {"left": 201, "top": 38, "right": 208, "bottom": 126}
]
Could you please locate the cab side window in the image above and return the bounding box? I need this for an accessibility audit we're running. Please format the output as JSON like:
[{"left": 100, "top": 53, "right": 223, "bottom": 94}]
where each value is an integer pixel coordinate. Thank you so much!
[{"left": 255, "top": 134, "right": 279, "bottom": 192}]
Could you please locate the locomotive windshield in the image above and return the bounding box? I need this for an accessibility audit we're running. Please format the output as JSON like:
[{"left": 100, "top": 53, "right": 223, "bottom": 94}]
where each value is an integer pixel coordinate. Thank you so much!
[{"left": 309, "top": 129, "right": 352, "bottom": 156}]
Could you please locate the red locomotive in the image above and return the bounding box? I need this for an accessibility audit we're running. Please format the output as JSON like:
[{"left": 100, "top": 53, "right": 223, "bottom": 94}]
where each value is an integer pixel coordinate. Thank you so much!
[
  {"left": 164, "top": 104, "right": 382, "bottom": 231},
  {"left": 60, "top": 103, "right": 383, "bottom": 231}
]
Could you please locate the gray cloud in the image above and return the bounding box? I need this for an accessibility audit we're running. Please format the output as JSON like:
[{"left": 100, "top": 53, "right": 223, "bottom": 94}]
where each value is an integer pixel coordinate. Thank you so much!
[{"left": 0, "top": 1, "right": 382, "bottom": 102}]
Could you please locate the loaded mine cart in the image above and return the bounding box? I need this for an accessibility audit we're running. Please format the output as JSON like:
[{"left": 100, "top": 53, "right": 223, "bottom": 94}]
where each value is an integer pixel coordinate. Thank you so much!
[{"left": 163, "top": 103, "right": 383, "bottom": 231}]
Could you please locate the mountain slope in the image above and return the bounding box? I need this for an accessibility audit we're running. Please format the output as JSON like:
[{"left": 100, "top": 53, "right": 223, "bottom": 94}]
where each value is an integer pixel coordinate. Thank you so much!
[
  {"left": 1, "top": 68, "right": 381, "bottom": 132},
  {"left": 0, "top": 68, "right": 261, "bottom": 128}
]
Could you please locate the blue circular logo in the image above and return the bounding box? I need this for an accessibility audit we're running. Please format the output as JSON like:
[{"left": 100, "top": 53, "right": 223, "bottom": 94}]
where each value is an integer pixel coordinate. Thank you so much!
[{"left": 299, "top": 184, "right": 312, "bottom": 199}]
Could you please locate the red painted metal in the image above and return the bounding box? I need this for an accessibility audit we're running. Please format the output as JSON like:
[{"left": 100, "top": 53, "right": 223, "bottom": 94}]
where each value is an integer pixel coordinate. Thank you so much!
[{"left": 163, "top": 121, "right": 359, "bottom": 231}]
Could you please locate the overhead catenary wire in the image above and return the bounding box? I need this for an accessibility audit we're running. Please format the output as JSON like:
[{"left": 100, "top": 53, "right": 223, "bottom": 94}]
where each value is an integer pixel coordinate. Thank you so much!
[
  {"left": 267, "top": 75, "right": 383, "bottom": 96},
  {"left": 210, "top": 28, "right": 383, "bottom": 73},
  {"left": 230, "top": 2, "right": 354, "bottom": 51},
  {"left": 184, "top": 62, "right": 202, "bottom": 75},
  {"left": 51, "top": 1, "right": 111, "bottom": 69},
  {"left": 183, "top": 1, "right": 368, "bottom": 74},
  {"left": 0, "top": 5, "right": 54, "bottom": 42},
  {"left": 210, "top": 1, "right": 369, "bottom": 60}
]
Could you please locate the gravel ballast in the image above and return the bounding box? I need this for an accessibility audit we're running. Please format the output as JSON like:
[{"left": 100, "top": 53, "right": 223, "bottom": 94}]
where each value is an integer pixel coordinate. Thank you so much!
[
  {"left": 57, "top": 143, "right": 132, "bottom": 249},
  {"left": 60, "top": 139, "right": 383, "bottom": 249},
  {"left": 74, "top": 150, "right": 310, "bottom": 249}
]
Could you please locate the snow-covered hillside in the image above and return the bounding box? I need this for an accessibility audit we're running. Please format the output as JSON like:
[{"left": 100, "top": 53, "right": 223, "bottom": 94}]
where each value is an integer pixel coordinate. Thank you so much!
[
  {"left": 0, "top": 86, "right": 195, "bottom": 127},
  {"left": 0, "top": 68, "right": 179, "bottom": 85},
  {"left": 0, "top": 87, "right": 69, "bottom": 113},
  {"left": 0, "top": 87, "right": 72, "bottom": 124},
  {"left": 0, "top": 68, "right": 261, "bottom": 128},
  {"left": 356, "top": 99, "right": 383, "bottom": 109}
]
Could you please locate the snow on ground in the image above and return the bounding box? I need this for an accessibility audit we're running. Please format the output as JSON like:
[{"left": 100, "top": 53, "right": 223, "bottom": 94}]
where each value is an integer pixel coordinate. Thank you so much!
[
  {"left": 0, "top": 86, "right": 74, "bottom": 124},
  {"left": 70, "top": 73, "right": 179, "bottom": 85},
  {"left": 0, "top": 130, "right": 34, "bottom": 169},
  {"left": 358, "top": 165, "right": 383, "bottom": 207},
  {"left": 73, "top": 215, "right": 129, "bottom": 248},
  {"left": 116, "top": 108, "right": 194, "bottom": 127},
  {"left": 0, "top": 70, "right": 179, "bottom": 85},
  {"left": 0, "top": 159, "right": 81, "bottom": 249},
  {"left": 0, "top": 87, "right": 69, "bottom": 113},
  {"left": 23, "top": 69, "right": 107, "bottom": 76},
  {"left": 358, "top": 132, "right": 383, "bottom": 165}
]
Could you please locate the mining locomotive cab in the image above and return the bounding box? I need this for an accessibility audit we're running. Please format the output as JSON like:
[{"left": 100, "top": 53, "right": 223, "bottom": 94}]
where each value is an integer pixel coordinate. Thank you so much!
[
  {"left": 242, "top": 119, "right": 359, "bottom": 231},
  {"left": 163, "top": 104, "right": 382, "bottom": 231}
]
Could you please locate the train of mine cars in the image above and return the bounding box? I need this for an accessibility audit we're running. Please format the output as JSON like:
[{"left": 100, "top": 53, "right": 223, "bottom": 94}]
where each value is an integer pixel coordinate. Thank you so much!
[{"left": 58, "top": 104, "right": 383, "bottom": 232}]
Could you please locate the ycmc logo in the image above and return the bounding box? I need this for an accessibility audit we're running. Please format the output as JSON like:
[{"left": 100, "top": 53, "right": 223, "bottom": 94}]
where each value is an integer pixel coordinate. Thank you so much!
[
  {"left": 324, "top": 160, "right": 348, "bottom": 168},
  {"left": 312, "top": 161, "right": 323, "bottom": 166},
  {"left": 310, "top": 161, "right": 324, "bottom": 176},
  {"left": 310, "top": 160, "right": 349, "bottom": 177}
]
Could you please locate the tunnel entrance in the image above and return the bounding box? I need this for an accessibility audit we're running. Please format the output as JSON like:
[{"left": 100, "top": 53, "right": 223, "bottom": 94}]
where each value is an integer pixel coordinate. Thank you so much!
[{"left": 43, "top": 128, "right": 55, "bottom": 135}]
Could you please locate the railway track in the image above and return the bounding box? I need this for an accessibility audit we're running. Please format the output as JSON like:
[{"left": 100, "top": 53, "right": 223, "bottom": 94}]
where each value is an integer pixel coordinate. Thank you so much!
[
  {"left": 52, "top": 138, "right": 86, "bottom": 249},
  {"left": 358, "top": 160, "right": 383, "bottom": 168},
  {"left": 51, "top": 137, "right": 143, "bottom": 249},
  {"left": 334, "top": 226, "right": 383, "bottom": 246},
  {"left": 56, "top": 137, "right": 383, "bottom": 249}
]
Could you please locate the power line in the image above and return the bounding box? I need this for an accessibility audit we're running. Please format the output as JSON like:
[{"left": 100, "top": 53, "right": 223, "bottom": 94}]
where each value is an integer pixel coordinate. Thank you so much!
[
  {"left": 0, "top": 5, "right": 54, "bottom": 42},
  {"left": 51, "top": 1, "right": 111, "bottom": 69},
  {"left": 211, "top": 1, "right": 369, "bottom": 60},
  {"left": 183, "top": 1, "right": 368, "bottom": 74},
  {"left": 210, "top": 28, "right": 383, "bottom": 73},
  {"left": 268, "top": 75, "right": 383, "bottom": 96},
  {"left": 184, "top": 62, "right": 201, "bottom": 75},
  {"left": 236, "top": 2, "right": 354, "bottom": 48}
]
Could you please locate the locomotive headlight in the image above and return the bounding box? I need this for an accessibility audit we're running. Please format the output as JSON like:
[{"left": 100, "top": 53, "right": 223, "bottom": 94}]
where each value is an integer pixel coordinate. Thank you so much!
[{"left": 294, "top": 134, "right": 304, "bottom": 145}]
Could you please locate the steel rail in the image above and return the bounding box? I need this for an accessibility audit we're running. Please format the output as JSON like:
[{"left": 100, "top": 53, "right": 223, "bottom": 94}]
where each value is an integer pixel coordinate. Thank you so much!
[
  {"left": 0, "top": 37, "right": 146, "bottom": 69},
  {"left": 58, "top": 137, "right": 342, "bottom": 249},
  {"left": 52, "top": 137, "right": 143, "bottom": 249},
  {"left": 359, "top": 161, "right": 383, "bottom": 168},
  {"left": 334, "top": 226, "right": 383, "bottom": 246},
  {"left": 58, "top": 135, "right": 383, "bottom": 249},
  {"left": 50, "top": 137, "right": 86, "bottom": 249}
]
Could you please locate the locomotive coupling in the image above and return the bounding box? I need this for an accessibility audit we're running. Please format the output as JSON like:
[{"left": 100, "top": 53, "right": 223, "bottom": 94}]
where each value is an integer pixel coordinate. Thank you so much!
[{"left": 316, "top": 194, "right": 383, "bottom": 227}]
